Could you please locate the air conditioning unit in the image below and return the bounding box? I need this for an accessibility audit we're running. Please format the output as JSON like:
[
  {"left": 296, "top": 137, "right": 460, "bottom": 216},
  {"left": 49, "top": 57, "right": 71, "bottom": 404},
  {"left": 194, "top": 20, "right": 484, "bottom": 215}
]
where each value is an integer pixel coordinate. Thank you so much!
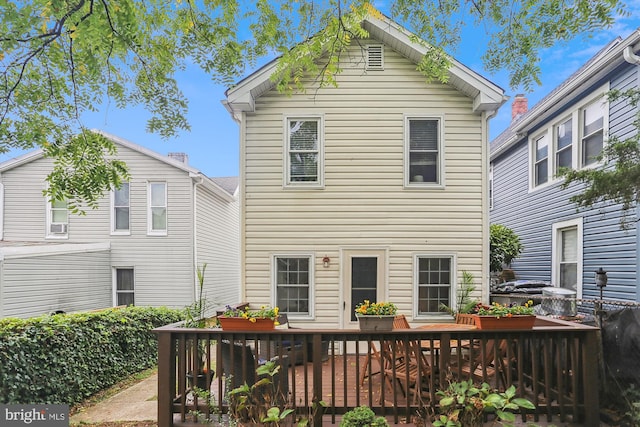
[{"left": 50, "top": 223, "right": 68, "bottom": 234}]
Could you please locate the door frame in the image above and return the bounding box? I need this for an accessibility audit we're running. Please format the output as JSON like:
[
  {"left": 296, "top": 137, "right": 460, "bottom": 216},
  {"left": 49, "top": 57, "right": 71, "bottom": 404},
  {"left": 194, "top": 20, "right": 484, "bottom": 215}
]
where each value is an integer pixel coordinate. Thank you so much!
[{"left": 339, "top": 247, "right": 389, "bottom": 330}]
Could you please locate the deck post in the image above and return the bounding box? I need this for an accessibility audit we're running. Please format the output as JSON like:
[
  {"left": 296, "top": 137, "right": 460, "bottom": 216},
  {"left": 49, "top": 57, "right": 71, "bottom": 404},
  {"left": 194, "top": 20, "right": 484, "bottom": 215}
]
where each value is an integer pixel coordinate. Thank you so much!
[
  {"left": 582, "top": 329, "right": 600, "bottom": 427},
  {"left": 312, "top": 333, "right": 323, "bottom": 427},
  {"left": 157, "top": 329, "right": 174, "bottom": 427}
]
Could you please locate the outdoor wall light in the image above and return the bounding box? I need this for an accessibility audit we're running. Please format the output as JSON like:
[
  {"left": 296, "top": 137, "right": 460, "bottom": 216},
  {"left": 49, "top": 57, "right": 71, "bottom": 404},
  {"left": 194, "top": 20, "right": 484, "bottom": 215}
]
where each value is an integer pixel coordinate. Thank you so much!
[
  {"left": 322, "top": 256, "right": 330, "bottom": 268},
  {"left": 595, "top": 267, "right": 608, "bottom": 288}
]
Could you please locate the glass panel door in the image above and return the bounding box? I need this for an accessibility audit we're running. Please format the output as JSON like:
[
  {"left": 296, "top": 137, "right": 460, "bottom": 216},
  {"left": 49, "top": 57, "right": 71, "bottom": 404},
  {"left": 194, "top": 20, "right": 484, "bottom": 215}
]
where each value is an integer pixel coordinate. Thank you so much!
[{"left": 350, "top": 257, "right": 377, "bottom": 321}]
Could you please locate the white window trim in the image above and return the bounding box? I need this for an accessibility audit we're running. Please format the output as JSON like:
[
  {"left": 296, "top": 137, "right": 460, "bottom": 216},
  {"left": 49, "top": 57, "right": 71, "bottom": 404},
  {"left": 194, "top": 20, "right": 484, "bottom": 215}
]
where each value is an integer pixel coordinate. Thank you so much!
[
  {"left": 45, "top": 197, "right": 69, "bottom": 240},
  {"left": 551, "top": 218, "right": 583, "bottom": 298},
  {"left": 147, "top": 181, "right": 167, "bottom": 236},
  {"left": 111, "top": 183, "right": 130, "bottom": 236},
  {"left": 404, "top": 115, "right": 445, "bottom": 189},
  {"left": 528, "top": 84, "right": 609, "bottom": 192},
  {"left": 271, "top": 253, "right": 315, "bottom": 320},
  {"left": 283, "top": 115, "right": 325, "bottom": 189},
  {"left": 113, "top": 267, "right": 135, "bottom": 306},
  {"left": 413, "top": 253, "right": 457, "bottom": 319}
]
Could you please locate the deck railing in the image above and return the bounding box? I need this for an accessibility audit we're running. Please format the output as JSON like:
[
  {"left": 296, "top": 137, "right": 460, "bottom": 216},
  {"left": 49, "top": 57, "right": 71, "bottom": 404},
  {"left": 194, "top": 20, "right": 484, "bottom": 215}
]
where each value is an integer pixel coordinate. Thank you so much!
[{"left": 154, "top": 316, "right": 600, "bottom": 427}]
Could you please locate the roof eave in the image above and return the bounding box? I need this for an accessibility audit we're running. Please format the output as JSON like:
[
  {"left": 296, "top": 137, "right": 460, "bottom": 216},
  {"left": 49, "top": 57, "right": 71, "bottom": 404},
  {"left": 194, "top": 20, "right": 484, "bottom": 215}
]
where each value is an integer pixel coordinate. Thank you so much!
[
  {"left": 224, "top": 14, "right": 506, "bottom": 117},
  {"left": 492, "top": 31, "right": 640, "bottom": 159}
]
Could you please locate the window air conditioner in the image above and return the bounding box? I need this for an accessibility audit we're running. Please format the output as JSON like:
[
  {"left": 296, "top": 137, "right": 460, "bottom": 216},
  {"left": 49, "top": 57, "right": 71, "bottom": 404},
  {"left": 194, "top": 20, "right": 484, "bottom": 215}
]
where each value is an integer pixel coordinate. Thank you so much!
[{"left": 50, "top": 223, "right": 68, "bottom": 234}]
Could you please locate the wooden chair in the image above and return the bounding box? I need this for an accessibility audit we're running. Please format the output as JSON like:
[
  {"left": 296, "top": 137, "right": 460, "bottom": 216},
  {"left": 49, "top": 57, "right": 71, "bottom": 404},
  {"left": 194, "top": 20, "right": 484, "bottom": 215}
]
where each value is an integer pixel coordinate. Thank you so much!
[
  {"left": 381, "top": 315, "right": 433, "bottom": 403},
  {"left": 359, "top": 314, "right": 412, "bottom": 386},
  {"left": 452, "top": 338, "right": 511, "bottom": 388}
]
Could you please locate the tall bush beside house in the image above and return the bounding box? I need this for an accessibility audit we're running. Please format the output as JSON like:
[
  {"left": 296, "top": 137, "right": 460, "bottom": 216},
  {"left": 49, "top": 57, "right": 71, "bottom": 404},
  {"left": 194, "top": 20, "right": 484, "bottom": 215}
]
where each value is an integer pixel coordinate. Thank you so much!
[
  {"left": 490, "top": 224, "right": 523, "bottom": 277},
  {"left": 0, "top": 306, "right": 183, "bottom": 405}
]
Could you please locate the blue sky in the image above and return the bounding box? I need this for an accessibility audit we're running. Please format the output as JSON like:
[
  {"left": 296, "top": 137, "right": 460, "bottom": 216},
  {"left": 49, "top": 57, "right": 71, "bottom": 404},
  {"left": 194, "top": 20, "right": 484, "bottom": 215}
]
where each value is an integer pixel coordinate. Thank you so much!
[{"left": 3, "top": 4, "right": 639, "bottom": 178}]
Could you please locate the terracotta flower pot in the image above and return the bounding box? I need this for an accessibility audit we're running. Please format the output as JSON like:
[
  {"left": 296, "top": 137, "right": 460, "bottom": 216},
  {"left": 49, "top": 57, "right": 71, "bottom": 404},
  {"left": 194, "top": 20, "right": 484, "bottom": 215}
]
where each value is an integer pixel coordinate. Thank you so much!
[
  {"left": 474, "top": 314, "right": 536, "bottom": 330},
  {"left": 218, "top": 316, "right": 276, "bottom": 331}
]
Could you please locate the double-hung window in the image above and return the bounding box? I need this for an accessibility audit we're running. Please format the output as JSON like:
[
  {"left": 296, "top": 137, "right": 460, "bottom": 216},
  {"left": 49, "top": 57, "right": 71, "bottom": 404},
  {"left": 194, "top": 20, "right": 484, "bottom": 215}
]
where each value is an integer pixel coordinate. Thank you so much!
[
  {"left": 112, "top": 182, "right": 130, "bottom": 234},
  {"left": 406, "top": 117, "right": 443, "bottom": 186},
  {"left": 274, "top": 255, "right": 312, "bottom": 317},
  {"left": 47, "top": 198, "right": 69, "bottom": 238},
  {"left": 530, "top": 88, "right": 608, "bottom": 189},
  {"left": 415, "top": 255, "right": 454, "bottom": 316},
  {"left": 285, "top": 117, "right": 323, "bottom": 187},
  {"left": 555, "top": 117, "right": 573, "bottom": 170},
  {"left": 148, "top": 182, "right": 167, "bottom": 235},
  {"left": 114, "top": 268, "right": 135, "bottom": 306},
  {"left": 581, "top": 100, "right": 605, "bottom": 167},
  {"left": 552, "top": 219, "right": 582, "bottom": 295},
  {"left": 534, "top": 134, "right": 549, "bottom": 187}
]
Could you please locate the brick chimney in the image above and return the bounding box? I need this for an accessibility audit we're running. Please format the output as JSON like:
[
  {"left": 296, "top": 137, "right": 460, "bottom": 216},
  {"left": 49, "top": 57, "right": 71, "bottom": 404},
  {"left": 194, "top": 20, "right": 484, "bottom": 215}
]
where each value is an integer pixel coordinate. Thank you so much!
[
  {"left": 511, "top": 94, "right": 528, "bottom": 122},
  {"left": 168, "top": 152, "right": 188, "bottom": 164}
]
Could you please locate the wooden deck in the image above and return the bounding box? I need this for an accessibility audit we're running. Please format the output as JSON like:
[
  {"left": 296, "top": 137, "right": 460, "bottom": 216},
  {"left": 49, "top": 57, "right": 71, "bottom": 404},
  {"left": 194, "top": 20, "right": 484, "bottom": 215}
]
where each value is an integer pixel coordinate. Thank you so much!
[{"left": 157, "top": 319, "right": 601, "bottom": 427}]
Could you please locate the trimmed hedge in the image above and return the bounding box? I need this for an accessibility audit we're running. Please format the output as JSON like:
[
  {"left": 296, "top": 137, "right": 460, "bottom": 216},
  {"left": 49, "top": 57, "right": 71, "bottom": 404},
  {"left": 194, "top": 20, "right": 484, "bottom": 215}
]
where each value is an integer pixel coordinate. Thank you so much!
[{"left": 0, "top": 306, "right": 184, "bottom": 405}]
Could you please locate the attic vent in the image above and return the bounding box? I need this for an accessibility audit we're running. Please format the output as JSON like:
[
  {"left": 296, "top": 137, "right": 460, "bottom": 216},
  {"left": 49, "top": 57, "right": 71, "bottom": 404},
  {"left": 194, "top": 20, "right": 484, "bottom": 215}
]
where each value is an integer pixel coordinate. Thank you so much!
[
  {"left": 366, "top": 45, "right": 384, "bottom": 70},
  {"left": 168, "top": 152, "right": 188, "bottom": 164}
]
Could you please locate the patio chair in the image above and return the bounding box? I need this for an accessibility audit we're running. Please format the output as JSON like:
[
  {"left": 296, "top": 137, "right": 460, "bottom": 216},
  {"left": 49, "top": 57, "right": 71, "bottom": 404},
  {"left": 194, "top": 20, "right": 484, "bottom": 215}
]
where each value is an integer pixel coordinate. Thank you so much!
[
  {"left": 359, "top": 314, "right": 412, "bottom": 386},
  {"left": 380, "top": 315, "right": 433, "bottom": 403},
  {"left": 451, "top": 338, "right": 511, "bottom": 387}
]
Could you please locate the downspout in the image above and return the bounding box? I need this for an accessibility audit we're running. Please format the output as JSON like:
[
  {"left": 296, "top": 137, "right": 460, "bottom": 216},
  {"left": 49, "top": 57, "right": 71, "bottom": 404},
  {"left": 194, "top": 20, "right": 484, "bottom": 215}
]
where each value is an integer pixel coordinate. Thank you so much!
[
  {"left": 192, "top": 175, "right": 204, "bottom": 303},
  {"left": 482, "top": 107, "right": 501, "bottom": 303},
  {"left": 626, "top": 46, "right": 640, "bottom": 301}
]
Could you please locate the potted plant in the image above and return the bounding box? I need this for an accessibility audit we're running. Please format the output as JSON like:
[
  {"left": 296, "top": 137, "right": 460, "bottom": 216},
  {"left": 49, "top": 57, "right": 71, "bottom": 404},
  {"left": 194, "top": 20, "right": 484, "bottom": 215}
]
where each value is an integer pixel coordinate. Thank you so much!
[
  {"left": 471, "top": 300, "right": 536, "bottom": 330},
  {"left": 440, "top": 271, "right": 479, "bottom": 318},
  {"left": 218, "top": 305, "right": 281, "bottom": 331},
  {"left": 490, "top": 224, "right": 523, "bottom": 283},
  {"left": 355, "top": 300, "right": 398, "bottom": 331},
  {"left": 183, "top": 264, "right": 215, "bottom": 389}
]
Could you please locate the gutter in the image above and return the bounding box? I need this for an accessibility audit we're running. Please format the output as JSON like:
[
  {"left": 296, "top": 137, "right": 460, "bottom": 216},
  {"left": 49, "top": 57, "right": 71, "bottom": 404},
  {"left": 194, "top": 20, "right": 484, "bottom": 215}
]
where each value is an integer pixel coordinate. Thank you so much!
[{"left": 624, "top": 46, "right": 640, "bottom": 65}]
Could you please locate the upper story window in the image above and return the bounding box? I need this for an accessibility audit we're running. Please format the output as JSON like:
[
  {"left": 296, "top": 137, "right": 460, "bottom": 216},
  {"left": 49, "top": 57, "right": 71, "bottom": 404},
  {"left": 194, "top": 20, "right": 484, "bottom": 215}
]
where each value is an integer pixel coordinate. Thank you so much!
[
  {"left": 47, "top": 198, "right": 68, "bottom": 238},
  {"left": 581, "top": 100, "right": 605, "bottom": 167},
  {"left": 405, "top": 117, "right": 443, "bottom": 187},
  {"left": 111, "top": 182, "right": 130, "bottom": 234},
  {"left": 148, "top": 182, "right": 167, "bottom": 235},
  {"left": 529, "top": 88, "right": 608, "bottom": 190},
  {"left": 534, "top": 133, "right": 549, "bottom": 187},
  {"left": 555, "top": 117, "right": 573, "bottom": 170},
  {"left": 285, "top": 117, "right": 323, "bottom": 188}
]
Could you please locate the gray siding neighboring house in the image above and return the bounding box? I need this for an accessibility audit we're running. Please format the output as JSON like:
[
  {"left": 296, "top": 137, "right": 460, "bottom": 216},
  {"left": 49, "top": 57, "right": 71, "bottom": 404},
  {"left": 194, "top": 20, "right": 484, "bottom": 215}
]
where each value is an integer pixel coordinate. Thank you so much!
[
  {"left": 223, "top": 13, "right": 506, "bottom": 327},
  {"left": 0, "top": 131, "right": 240, "bottom": 318},
  {"left": 490, "top": 30, "right": 640, "bottom": 302}
]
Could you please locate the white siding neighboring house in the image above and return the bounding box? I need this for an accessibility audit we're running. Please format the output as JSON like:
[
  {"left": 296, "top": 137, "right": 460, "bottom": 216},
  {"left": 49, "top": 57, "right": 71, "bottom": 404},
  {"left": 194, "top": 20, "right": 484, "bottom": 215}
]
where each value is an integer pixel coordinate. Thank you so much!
[
  {"left": 223, "top": 14, "right": 506, "bottom": 327},
  {"left": 0, "top": 131, "right": 240, "bottom": 318}
]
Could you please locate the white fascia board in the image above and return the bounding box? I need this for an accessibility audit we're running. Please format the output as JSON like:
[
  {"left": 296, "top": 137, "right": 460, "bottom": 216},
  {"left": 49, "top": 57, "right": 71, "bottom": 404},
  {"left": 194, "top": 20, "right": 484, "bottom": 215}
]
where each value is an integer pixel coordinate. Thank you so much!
[
  {"left": 363, "top": 15, "right": 505, "bottom": 111},
  {"left": 511, "top": 32, "right": 640, "bottom": 136},
  {"left": 0, "top": 242, "right": 111, "bottom": 261},
  {"left": 95, "top": 130, "right": 203, "bottom": 175},
  {"left": 224, "top": 14, "right": 506, "bottom": 117},
  {"left": 0, "top": 149, "right": 45, "bottom": 172},
  {"left": 190, "top": 172, "right": 236, "bottom": 203}
]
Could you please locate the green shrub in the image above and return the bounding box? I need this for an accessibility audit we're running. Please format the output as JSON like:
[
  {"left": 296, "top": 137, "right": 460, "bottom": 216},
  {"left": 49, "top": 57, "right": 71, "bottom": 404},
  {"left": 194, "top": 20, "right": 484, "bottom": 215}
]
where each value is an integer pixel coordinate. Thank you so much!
[
  {"left": 339, "top": 406, "right": 389, "bottom": 427},
  {"left": 0, "top": 306, "right": 183, "bottom": 405}
]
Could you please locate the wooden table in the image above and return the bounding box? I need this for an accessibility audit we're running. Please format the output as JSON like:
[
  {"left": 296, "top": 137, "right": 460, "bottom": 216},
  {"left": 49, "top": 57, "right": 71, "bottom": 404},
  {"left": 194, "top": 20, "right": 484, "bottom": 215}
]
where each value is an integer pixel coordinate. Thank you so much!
[{"left": 418, "top": 323, "right": 475, "bottom": 353}]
